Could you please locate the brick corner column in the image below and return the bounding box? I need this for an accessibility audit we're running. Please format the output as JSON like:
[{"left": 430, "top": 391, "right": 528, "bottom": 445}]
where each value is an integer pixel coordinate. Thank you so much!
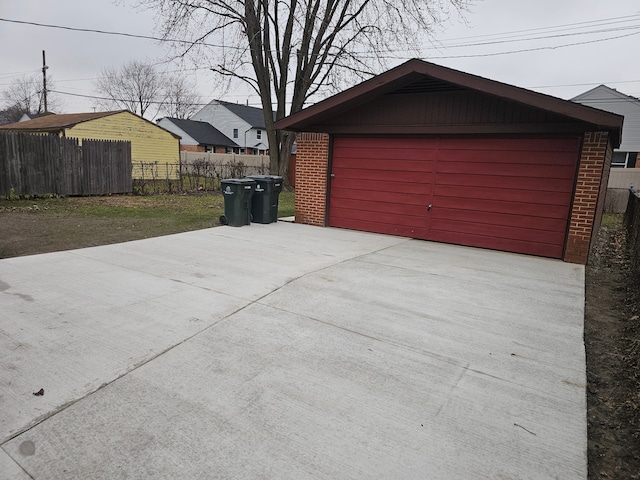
[
  {"left": 294, "top": 132, "right": 330, "bottom": 226},
  {"left": 565, "top": 131, "right": 611, "bottom": 264}
]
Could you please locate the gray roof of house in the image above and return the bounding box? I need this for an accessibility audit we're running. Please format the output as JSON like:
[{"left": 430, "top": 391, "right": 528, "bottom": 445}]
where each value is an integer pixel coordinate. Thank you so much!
[
  {"left": 217, "top": 100, "right": 273, "bottom": 129},
  {"left": 167, "top": 117, "right": 239, "bottom": 147}
]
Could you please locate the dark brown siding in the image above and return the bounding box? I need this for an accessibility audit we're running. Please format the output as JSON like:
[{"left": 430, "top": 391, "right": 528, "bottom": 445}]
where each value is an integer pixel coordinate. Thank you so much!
[{"left": 311, "top": 91, "right": 583, "bottom": 135}]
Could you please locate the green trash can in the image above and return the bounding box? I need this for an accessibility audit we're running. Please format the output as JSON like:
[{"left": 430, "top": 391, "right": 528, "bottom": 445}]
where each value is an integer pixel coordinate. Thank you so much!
[
  {"left": 247, "top": 175, "right": 284, "bottom": 224},
  {"left": 220, "top": 178, "right": 256, "bottom": 226}
]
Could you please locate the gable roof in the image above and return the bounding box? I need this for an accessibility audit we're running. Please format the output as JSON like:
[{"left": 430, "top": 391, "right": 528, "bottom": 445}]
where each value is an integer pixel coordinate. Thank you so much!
[
  {"left": 217, "top": 100, "right": 270, "bottom": 128},
  {"left": 275, "top": 59, "right": 623, "bottom": 146},
  {"left": 0, "top": 111, "right": 123, "bottom": 131},
  {"left": 163, "top": 117, "right": 238, "bottom": 147},
  {"left": 0, "top": 110, "right": 181, "bottom": 140},
  {"left": 571, "top": 84, "right": 640, "bottom": 107},
  {"left": 572, "top": 85, "right": 640, "bottom": 152},
  {"left": 19, "top": 112, "right": 37, "bottom": 122}
]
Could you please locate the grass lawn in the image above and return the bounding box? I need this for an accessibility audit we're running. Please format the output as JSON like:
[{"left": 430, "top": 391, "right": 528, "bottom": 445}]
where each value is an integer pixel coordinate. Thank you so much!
[{"left": 0, "top": 191, "right": 295, "bottom": 258}]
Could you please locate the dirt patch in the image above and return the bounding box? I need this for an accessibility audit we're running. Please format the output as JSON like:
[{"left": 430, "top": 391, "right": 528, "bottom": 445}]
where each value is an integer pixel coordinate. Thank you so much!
[
  {"left": 0, "top": 195, "right": 224, "bottom": 258},
  {"left": 585, "top": 216, "right": 640, "bottom": 479},
  {"left": 0, "top": 212, "right": 195, "bottom": 258}
]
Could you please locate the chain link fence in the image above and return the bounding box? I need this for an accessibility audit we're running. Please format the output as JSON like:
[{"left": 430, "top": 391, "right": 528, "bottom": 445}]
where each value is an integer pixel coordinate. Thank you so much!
[{"left": 132, "top": 159, "right": 269, "bottom": 194}]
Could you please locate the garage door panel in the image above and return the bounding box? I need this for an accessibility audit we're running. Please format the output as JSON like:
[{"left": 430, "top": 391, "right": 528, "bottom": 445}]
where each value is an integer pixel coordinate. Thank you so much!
[
  {"left": 432, "top": 207, "right": 568, "bottom": 232},
  {"left": 436, "top": 173, "right": 574, "bottom": 192},
  {"left": 329, "top": 136, "right": 579, "bottom": 259},
  {"left": 427, "top": 230, "right": 564, "bottom": 258},
  {"left": 332, "top": 148, "right": 438, "bottom": 163},
  {"left": 438, "top": 137, "right": 581, "bottom": 153},
  {"left": 333, "top": 158, "right": 436, "bottom": 172},
  {"left": 334, "top": 168, "right": 433, "bottom": 183},
  {"left": 436, "top": 162, "right": 576, "bottom": 178},
  {"left": 330, "top": 216, "right": 427, "bottom": 238},
  {"left": 331, "top": 178, "right": 431, "bottom": 195},
  {"left": 331, "top": 158, "right": 435, "bottom": 174},
  {"left": 437, "top": 149, "right": 579, "bottom": 166},
  {"left": 337, "top": 137, "right": 443, "bottom": 150},
  {"left": 436, "top": 197, "right": 570, "bottom": 219},
  {"left": 331, "top": 207, "right": 427, "bottom": 227},
  {"left": 433, "top": 184, "right": 573, "bottom": 206},
  {"left": 430, "top": 218, "right": 567, "bottom": 245},
  {"left": 332, "top": 189, "right": 428, "bottom": 206},
  {"left": 331, "top": 198, "right": 427, "bottom": 216}
]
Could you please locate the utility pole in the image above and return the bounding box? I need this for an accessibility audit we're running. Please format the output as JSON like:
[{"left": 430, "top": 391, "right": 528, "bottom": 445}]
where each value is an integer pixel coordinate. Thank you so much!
[{"left": 42, "top": 50, "right": 48, "bottom": 113}]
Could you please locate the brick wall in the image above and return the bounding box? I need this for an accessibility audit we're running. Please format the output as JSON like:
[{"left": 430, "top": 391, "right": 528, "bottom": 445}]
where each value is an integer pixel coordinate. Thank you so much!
[
  {"left": 565, "top": 131, "right": 611, "bottom": 264},
  {"left": 591, "top": 136, "right": 613, "bottom": 248},
  {"left": 180, "top": 144, "right": 205, "bottom": 152},
  {"left": 294, "top": 133, "right": 330, "bottom": 226}
]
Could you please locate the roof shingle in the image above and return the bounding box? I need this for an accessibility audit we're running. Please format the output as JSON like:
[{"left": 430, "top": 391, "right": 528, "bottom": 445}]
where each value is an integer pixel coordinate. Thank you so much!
[
  {"left": 0, "top": 111, "right": 124, "bottom": 131},
  {"left": 164, "top": 118, "right": 238, "bottom": 147},
  {"left": 217, "top": 101, "right": 272, "bottom": 128}
]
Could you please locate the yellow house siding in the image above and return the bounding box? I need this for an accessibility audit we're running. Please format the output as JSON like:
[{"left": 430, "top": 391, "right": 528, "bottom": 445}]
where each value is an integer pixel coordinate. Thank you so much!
[{"left": 66, "top": 111, "right": 180, "bottom": 180}]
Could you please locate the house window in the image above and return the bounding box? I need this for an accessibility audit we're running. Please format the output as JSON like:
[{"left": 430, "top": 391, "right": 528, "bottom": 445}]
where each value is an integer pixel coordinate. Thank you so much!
[
  {"left": 233, "top": 128, "right": 238, "bottom": 138},
  {"left": 611, "top": 151, "right": 638, "bottom": 168},
  {"left": 257, "top": 129, "right": 262, "bottom": 139}
]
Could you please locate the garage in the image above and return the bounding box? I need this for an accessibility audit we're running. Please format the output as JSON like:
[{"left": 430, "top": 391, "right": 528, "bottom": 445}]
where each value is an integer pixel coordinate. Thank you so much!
[
  {"left": 329, "top": 136, "right": 580, "bottom": 258},
  {"left": 275, "top": 59, "right": 623, "bottom": 264}
]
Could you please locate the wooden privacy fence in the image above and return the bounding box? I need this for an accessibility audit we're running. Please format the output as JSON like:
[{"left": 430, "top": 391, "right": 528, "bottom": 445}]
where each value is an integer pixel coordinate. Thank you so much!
[
  {"left": 0, "top": 132, "right": 132, "bottom": 196},
  {"left": 624, "top": 189, "right": 640, "bottom": 280},
  {"left": 606, "top": 169, "right": 640, "bottom": 213}
]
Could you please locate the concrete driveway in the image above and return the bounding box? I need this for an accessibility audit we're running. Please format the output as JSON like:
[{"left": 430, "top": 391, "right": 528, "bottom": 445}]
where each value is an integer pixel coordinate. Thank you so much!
[{"left": 0, "top": 223, "right": 586, "bottom": 479}]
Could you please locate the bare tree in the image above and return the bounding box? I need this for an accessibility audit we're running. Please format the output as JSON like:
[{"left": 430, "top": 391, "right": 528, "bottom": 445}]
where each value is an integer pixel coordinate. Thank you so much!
[
  {"left": 160, "top": 75, "right": 201, "bottom": 119},
  {"left": 1, "top": 74, "right": 61, "bottom": 121},
  {"left": 137, "top": 0, "right": 468, "bottom": 178},
  {"left": 95, "top": 61, "right": 162, "bottom": 118},
  {"left": 0, "top": 105, "right": 27, "bottom": 125}
]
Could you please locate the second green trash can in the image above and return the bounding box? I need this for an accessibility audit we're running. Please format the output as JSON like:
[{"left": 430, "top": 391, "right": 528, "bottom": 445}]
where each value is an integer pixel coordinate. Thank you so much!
[
  {"left": 247, "top": 175, "right": 284, "bottom": 224},
  {"left": 220, "top": 178, "right": 256, "bottom": 226}
]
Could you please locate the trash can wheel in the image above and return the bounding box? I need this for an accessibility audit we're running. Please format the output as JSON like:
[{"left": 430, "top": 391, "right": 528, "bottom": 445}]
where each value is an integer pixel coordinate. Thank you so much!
[{"left": 219, "top": 215, "right": 228, "bottom": 225}]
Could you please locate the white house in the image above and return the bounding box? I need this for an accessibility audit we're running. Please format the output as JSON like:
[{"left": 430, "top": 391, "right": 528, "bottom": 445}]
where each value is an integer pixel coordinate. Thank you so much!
[
  {"left": 572, "top": 85, "right": 640, "bottom": 168},
  {"left": 191, "top": 100, "right": 270, "bottom": 155}
]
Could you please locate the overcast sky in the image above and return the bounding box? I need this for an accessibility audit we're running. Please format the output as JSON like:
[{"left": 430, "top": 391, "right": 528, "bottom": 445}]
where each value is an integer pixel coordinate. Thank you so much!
[{"left": 1, "top": 0, "right": 639, "bottom": 116}]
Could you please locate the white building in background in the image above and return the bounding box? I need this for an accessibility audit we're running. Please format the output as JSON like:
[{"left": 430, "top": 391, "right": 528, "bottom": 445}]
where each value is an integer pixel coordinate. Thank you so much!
[
  {"left": 191, "top": 100, "right": 271, "bottom": 155},
  {"left": 572, "top": 85, "right": 640, "bottom": 168}
]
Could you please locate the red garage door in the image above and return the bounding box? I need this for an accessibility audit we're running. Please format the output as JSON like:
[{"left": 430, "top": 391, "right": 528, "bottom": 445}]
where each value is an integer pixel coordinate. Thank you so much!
[{"left": 328, "top": 137, "right": 581, "bottom": 258}]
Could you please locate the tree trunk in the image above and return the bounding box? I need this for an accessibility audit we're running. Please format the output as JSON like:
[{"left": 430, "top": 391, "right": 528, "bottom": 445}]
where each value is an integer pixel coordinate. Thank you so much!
[{"left": 278, "top": 131, "right": 295, "bottom": 186}]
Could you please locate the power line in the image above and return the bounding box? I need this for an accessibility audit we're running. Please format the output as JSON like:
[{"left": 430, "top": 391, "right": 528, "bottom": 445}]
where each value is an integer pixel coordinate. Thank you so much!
[
  {"left": 430, "top": 24, "right": 640, "bottom": 50},
  {"left": 529, "top": 79, "right": 640, "bottom": 89},
  {"left": 377, "top": 30, "right": 640, "bottom": 60},
  {"left": 49, "top": 89, "right": 209, "bottom": 106},
  {"left": 0, "top": 69, "right": 40, "bottom": 80},
  {"left": 48, "top": 89, "right": 279, "bottom": 108},
  {"left": 0, "top": 17, "right": 239, "bottom": 50},
  {"left": 438, "top": 13, "right": 640, "bottom": 42},
  {"left": 2, "top": 13, "right": 640, "bottom": 57},
  {"left": 4, "top": 12, "right": 640, "bottom": 107}
]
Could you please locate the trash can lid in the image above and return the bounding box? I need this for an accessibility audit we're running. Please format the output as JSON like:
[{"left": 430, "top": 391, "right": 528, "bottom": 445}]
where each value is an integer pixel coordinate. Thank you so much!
[
  {"left": 246, "top": 175, "right": 275, "bottom": 183},
  {"left": 221, "top": 178, "right": 257, "bottom": 185}
]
